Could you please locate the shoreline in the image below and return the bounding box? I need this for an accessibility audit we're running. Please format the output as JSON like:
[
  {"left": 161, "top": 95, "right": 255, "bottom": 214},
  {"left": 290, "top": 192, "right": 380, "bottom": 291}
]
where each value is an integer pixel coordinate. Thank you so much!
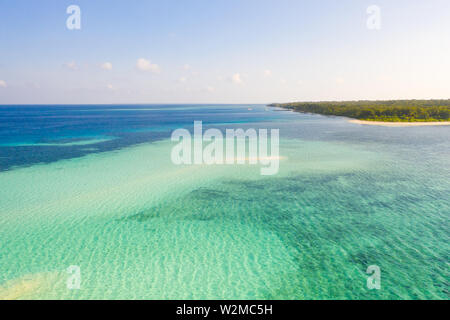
[{"left": 348, "top": 119, "right": 450, "bottom": 127}]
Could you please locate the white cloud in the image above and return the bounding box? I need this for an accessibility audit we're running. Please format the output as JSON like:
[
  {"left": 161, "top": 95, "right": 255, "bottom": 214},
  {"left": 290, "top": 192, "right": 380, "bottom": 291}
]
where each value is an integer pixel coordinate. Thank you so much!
[
  {"left": 335, "top": 77, "right": 345, "bottom": 84},
  {"left": 136, "top": 58, "right": 160, "bottom": 73},
  {"left": 64, "top": 61, "right": 77, "bottom": 70},
  {"left": 264, "top": 70, "right": 272, "bottom": 77},
  {"left": 101, "top": 62, "right": 113, "bottom": 70},
  {"left": 231, "top": 73, "right": 243, "bottom": 84},
  {"left": 0, "top": 80, "right": 7, "bottom": 88}
]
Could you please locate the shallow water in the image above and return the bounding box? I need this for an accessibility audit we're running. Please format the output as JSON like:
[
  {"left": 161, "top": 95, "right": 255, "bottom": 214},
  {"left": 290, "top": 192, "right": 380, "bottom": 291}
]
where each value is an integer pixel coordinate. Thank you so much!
[{"left": 0, "top": 105, "right": 448, "bottom": 299}]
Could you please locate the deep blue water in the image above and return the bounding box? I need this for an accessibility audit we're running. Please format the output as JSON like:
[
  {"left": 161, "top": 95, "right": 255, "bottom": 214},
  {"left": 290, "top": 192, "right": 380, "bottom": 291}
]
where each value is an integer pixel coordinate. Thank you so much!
[
  {"left": 0, "top": 104, "right": 293, "bottom": 171},
  {"left": 1, "top": 104, "right": 449, "bottom": 172}
]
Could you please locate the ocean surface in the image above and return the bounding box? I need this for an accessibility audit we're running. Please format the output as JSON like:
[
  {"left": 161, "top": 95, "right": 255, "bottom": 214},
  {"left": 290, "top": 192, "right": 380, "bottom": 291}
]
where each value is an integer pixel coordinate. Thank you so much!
[{"left": 0, "top": 104, "right": 448, "bottom": 299}]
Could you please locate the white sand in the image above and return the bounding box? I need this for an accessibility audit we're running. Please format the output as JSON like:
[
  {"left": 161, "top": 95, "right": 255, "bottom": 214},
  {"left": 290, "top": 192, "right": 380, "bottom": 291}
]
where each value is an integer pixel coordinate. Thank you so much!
[{"left": 349, "top": 120, "right": 450, "bottom": 127}]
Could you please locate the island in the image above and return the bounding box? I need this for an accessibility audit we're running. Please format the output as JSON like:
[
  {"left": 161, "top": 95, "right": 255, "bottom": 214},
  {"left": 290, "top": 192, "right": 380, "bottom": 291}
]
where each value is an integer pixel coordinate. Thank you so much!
[{"left": 269, "top": 100, "right": 450, "bottom": 123}]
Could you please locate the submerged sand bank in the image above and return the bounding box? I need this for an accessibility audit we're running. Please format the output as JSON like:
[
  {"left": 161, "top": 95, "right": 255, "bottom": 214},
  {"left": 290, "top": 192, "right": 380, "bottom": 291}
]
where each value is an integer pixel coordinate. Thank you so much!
[
  {"left": 0, "top": 272, "right": 62, "bottom": 300},
  {"left": 349, "top": 120, "right": 450, "bottom": 127}
]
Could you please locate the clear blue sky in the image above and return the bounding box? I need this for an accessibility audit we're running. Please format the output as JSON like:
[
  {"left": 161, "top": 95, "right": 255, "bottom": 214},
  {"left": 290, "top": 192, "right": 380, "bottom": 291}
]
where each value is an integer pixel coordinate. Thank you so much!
[{"left": 1, "top": 0, "right": 449, "bottom": 104}]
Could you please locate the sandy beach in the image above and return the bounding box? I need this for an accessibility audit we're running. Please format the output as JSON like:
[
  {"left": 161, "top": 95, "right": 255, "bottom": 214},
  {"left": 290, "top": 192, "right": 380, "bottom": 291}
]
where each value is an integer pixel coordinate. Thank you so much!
[{"left": 349, "top": 120, "right": 450, "bottom": 127}]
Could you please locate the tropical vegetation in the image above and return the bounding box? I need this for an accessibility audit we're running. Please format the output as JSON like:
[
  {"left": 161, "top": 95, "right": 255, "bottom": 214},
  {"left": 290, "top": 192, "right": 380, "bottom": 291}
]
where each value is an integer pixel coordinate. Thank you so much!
[{"left": 269, "top": 100, "right": 450, "bottom": 122}]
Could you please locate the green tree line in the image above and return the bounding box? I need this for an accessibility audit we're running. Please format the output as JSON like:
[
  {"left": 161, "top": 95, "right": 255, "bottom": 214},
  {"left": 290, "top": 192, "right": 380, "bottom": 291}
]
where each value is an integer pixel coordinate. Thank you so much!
[{"left": 269, "top": 100, "right": 450, "bottom": 122}]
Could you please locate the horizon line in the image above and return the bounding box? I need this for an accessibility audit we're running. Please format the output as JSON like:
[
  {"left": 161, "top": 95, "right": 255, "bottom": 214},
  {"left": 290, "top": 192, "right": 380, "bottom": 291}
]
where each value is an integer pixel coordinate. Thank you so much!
[{"left": 1, "top": 98, "right": 450, "bottom": 106}]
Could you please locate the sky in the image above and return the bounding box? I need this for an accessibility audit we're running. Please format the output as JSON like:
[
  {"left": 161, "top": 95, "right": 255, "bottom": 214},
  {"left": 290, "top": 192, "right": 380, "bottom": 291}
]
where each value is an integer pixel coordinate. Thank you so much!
[{"left": 0, "top": 0, "right": 450, "bottom": 104}]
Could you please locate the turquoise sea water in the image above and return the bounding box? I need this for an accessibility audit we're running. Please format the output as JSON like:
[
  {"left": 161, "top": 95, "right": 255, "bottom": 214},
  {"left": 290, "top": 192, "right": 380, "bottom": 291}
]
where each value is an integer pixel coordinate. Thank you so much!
[{"left": 0, "top": 105, "right": 448, "bottom": 299}]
